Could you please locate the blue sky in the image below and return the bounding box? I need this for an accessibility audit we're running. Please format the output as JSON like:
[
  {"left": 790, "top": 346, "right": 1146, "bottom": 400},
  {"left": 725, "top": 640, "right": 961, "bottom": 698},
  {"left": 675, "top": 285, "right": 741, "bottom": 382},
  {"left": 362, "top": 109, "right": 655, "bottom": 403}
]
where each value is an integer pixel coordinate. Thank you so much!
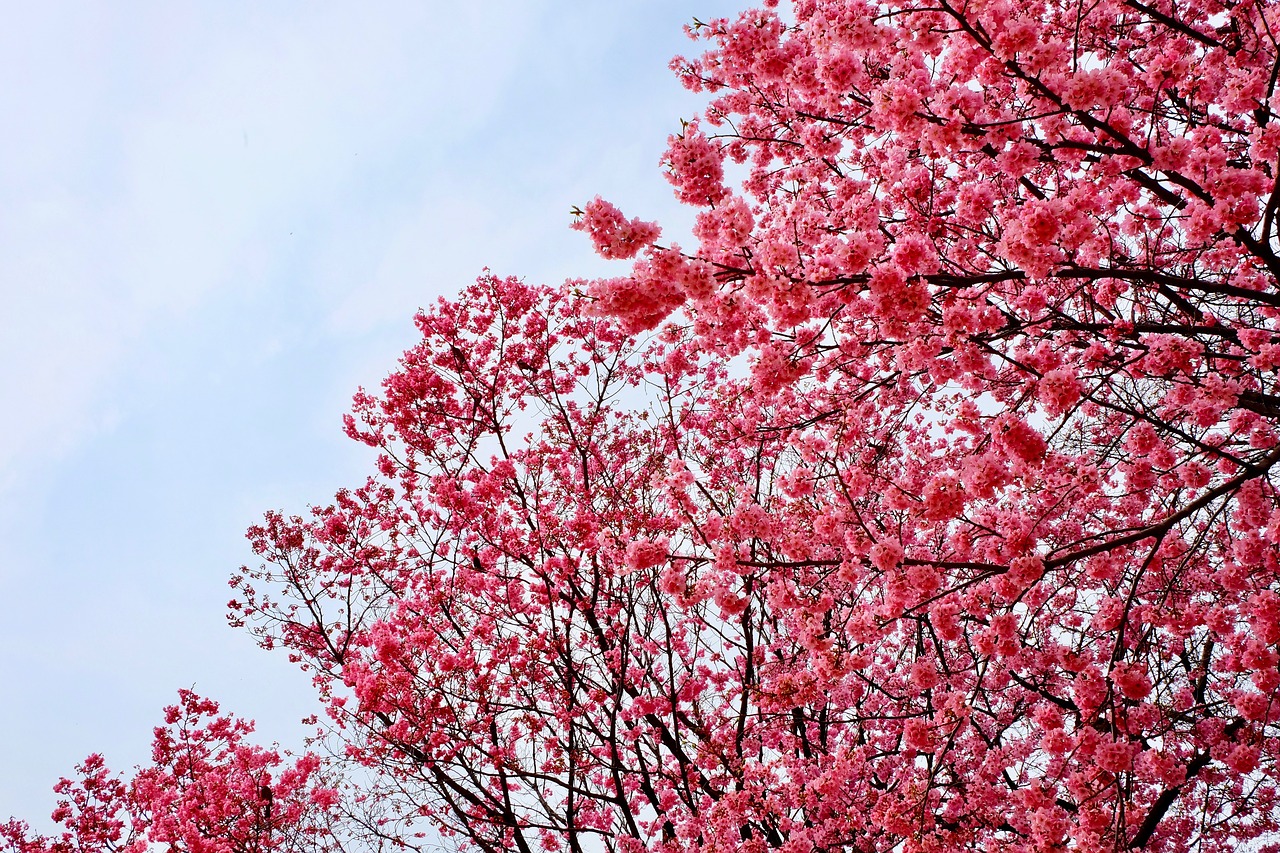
[{"left": 0, "top": 1, "right": 740, "bottom": 826}]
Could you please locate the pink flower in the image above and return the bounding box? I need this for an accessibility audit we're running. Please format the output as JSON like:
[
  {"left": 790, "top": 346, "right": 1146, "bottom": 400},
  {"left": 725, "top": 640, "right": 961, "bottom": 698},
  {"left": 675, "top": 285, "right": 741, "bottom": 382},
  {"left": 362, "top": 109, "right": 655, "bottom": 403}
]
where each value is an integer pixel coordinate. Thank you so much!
[
  {"left": 994, "top": 414, "right": 1047, "bottom": 465},
  {"left": 870, "top": 540, "right": 904, "bottom": 571},
  {"left": 1037, "top": 368, "right": 1083, "bottom": 417},
  {"left": 1110, "top": 662, "right": 1152, "bottom": 700},
  {"left": 624, "top": 539, "right": 669, "bottom": 572},
  {"left": 922, "top": 473, "right": 965, "bottom": 520},
  {"left": 572, "top": 197, "right": 661, "bottom": 260},
  {"left": 663, "top": 124, "right": 727, "bottom": 205}
]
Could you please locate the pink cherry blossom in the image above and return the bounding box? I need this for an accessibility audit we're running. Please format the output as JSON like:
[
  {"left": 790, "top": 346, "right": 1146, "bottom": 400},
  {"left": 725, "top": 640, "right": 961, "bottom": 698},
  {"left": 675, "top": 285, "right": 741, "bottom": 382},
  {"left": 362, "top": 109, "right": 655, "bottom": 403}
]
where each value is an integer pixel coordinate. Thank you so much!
[{"left": 15, "top": 1, "right": 1280, "bottom": 851}]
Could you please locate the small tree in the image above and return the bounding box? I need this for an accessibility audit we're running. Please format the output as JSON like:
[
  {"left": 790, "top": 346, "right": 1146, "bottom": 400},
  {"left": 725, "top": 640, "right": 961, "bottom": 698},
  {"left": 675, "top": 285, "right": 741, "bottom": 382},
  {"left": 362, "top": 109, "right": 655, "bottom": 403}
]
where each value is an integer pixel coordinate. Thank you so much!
[{"left": 3, "top": 692, "right": 337, "bottom": 853}]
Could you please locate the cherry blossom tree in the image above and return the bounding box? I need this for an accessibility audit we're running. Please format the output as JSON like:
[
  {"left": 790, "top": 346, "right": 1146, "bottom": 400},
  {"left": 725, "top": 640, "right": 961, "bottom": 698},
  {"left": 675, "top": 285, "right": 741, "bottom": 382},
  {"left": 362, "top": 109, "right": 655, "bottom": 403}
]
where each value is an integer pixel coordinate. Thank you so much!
[
  {"left": 12, "top": 0, "right": 1280, "bottom": 851},
  {"left": 231, "top": 0, "right": 1280, "bottom": 848},
  {"left": 2, "top": 691, "right": 338, "bottom": 853}
]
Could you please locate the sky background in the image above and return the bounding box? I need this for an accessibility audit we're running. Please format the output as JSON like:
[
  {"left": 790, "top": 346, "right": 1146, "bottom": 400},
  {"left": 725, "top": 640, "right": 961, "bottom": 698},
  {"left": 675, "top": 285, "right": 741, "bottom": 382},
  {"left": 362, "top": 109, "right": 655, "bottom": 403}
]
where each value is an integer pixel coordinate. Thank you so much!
[{"left": 0, "top": 1, "right": 740, "bottom": 827}]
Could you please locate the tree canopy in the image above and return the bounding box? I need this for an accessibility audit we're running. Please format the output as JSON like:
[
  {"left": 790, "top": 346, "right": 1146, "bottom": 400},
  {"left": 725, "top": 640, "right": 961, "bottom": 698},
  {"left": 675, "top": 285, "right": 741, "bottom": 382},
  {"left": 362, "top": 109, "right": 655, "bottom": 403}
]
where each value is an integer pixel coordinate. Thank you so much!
[{"left": 9, "top": 0, "right": 1280, "bottom": 851}]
